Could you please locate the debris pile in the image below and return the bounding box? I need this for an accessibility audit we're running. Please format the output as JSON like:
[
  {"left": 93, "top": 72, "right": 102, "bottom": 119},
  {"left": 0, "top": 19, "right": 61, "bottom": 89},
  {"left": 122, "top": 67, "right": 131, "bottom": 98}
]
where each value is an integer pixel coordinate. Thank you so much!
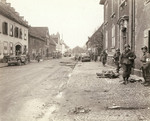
[
  {"left": 96, "top": 70, "right": 119, "bottom": 79},
  {"left": 69, "top": 106, "right": 91, "bottom": 114}
]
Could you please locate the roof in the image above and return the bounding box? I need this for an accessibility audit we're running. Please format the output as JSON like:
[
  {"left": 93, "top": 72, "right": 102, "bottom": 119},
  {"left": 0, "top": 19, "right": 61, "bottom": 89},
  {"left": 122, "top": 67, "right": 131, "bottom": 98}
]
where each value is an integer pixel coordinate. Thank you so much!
[
  {"left": 0, "top": 2, "right": 28, "bottom": 27},
  {"left": 29, "top": 27, "right": 49, "bottom": 41},
  {"left": 99, "top": 0, "right": 106, "bottom": 5}
]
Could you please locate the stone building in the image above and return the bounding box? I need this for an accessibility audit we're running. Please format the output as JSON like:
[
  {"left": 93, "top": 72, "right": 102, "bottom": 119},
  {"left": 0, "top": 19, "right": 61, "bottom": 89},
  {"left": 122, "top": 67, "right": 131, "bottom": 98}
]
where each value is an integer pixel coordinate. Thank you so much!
[
  {"left": 28, "top": 27, "right": 53, "bottom": 60},
  {"left": 0, "top": 0, "right": 29, "bottom": 61},
  {"left": 100, "top": 0, "right": 150, "bottom": 76}
]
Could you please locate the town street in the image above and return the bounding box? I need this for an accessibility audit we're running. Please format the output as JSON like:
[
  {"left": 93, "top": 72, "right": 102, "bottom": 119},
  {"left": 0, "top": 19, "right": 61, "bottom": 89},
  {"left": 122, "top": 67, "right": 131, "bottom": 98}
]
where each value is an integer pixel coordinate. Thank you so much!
[
  {"left": 0, "top": 58, "right": 76, "bottom": 121},
  {"left": 0, "top": 58, "right": 150, "bottom": 121}
]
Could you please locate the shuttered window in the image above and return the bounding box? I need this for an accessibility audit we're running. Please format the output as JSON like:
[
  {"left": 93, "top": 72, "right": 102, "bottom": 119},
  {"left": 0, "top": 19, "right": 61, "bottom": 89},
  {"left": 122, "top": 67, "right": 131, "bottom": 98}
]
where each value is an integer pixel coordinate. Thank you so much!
[
  {"left": 9, "top": 42, "right": 13, "bottom": 55},
  {"left": 19, "top": 28, "right": 22, "bottom": 39},
  {"left": 9, "top": 24, "right": 13, "bottom": 37},
  {"left": 3, "top": 42, "right": 8, "bottom": 55}
]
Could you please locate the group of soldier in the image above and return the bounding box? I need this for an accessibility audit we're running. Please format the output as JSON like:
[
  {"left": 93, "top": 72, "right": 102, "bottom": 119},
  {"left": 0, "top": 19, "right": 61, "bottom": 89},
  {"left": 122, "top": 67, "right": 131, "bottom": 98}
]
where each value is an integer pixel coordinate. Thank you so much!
[{"left": 99, "top": 44, "right": 150, "bottom": 86}]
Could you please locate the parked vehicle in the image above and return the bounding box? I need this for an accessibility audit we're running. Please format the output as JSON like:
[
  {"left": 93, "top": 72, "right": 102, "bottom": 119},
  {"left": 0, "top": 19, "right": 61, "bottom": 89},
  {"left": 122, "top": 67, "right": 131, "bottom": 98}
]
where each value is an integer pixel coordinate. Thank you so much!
[
  {"left": 81, "top": 53, "right": 91, "bottom": 62},
  {"left": 7, "top": 55, "right": 28, "bottom": 66}
]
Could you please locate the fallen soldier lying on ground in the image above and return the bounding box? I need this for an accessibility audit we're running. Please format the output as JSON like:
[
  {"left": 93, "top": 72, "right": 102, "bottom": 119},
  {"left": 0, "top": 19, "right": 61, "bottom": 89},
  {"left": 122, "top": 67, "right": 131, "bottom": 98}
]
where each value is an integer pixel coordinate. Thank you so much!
[{"left": 96, "top": 70, "right": 119, "bottom": 79}]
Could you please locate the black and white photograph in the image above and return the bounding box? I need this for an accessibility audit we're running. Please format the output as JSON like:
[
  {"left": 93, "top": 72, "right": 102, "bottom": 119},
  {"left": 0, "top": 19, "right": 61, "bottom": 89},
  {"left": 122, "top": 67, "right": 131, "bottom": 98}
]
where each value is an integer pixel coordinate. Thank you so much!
[{"left": 0, "top": 0, "right": 150, "bottom": 120}]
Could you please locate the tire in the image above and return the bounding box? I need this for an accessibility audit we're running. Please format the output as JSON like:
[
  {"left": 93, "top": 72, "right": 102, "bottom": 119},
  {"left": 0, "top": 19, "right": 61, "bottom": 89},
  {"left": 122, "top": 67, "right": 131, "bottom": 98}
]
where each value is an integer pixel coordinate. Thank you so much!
[
  {"left": 24, "top": 60, "right": 28, "bottom": 65},
  {"left": 17, "top": 60, "right": 22, "bottom": 66}
]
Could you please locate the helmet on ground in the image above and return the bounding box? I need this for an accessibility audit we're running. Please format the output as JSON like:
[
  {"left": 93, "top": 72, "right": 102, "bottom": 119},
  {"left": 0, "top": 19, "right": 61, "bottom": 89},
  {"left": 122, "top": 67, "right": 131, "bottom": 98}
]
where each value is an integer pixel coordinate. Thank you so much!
[
  {"left": 141, "top": 46, "right": 148, "bottom": 50},
  {"left": 116, "top": 48, "right": 120, "bottom": 51}
]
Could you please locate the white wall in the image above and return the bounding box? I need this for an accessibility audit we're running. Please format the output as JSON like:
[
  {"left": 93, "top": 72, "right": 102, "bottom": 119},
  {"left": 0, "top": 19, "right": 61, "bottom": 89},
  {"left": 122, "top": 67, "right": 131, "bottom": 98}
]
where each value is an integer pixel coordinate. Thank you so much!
[{"left": 0, "top": 15, "right": 28, "bottom": 59}]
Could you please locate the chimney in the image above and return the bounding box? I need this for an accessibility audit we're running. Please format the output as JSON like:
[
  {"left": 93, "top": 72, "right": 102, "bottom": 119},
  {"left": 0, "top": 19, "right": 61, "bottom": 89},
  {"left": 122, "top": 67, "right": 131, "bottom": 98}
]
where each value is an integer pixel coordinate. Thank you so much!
[
  {"left": 6, "top": 3, "right": 11, "bottom": 7},
  {"left": 0, "top": 0, "right": 6, "bottom": 4},
  {"left": 15, "top": 12, "right": 19, "bottom": 16}
]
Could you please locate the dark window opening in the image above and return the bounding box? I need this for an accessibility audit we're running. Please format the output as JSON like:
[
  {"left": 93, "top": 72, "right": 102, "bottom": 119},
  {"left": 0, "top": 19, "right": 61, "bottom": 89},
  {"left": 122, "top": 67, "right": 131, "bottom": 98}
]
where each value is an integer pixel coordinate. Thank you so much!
[
  {"left": 148, "top": 31, "right": 150, "bottom": 53},
  {"left": 14, "top": 27, "right": 19, "bottom": 38},
  {"left": 2, "top": 22, "right": 8, "bottom": 35},
  {"left": 19, "top": 28, "right": 22, "bottom": 39}
]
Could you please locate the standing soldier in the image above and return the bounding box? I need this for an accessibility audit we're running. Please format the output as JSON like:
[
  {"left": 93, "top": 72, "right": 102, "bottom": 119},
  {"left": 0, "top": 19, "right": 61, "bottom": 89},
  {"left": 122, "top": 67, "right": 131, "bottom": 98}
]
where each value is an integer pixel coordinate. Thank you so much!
[
  {"left": 113, "top": 48, "right": 121, "bottom": 73},
  {"left": 140, "top": 46, "right": 150, "bottom": 86},
  {"left": 100, "top": 49, "right": 108, "bottom": 66},
  {"left": 120, "top": 44, "right": 136, "bottom": 84}
]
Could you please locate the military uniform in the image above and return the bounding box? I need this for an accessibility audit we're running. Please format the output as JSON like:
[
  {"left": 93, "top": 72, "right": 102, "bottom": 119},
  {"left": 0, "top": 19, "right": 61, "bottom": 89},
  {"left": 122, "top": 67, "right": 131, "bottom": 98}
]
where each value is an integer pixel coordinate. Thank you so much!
[
  {"left": 120, "top": 44, "right": 136, "bottom": 84},
  {"left": 113, "top": 48, "right": 121, "bottom": 73},
  {"left": 141, "top": 46, "right": 150, "bottom": 86},
  {"left": 100, "top": 50, "right": 108, "bottom": 66}
]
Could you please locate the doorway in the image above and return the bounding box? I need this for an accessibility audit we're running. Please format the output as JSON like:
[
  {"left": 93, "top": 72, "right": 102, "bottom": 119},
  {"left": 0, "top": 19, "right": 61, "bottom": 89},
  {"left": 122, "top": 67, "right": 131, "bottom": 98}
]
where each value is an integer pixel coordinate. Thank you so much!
[
  {"left": 15, "top": 45, "right": 22, "bottom": 55},
  {"left": 148, "top": 31, "right": 150, "bottom": 53}
]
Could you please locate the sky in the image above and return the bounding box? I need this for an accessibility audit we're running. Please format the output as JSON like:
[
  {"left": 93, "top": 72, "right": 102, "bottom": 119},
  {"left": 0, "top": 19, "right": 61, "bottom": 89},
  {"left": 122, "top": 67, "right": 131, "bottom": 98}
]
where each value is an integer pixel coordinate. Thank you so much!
[{"left": 7, "top": 0, "right": 104, "bottom": 48}]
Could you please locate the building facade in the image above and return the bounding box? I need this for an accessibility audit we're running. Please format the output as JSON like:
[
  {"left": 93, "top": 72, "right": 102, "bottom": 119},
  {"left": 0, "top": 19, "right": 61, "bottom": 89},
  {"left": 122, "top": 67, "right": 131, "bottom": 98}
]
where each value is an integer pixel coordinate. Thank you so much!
[
  {"left": 134, "top": 0, "right": 150, "bottom": 75},
  {"left": 51, "top": 32, "right": 62, "bottom": 53},
  {"left": 28, "top": 27, "right": 51, "bottom": 60},
  {"left": 86, "top": 24, "right": 104, "bottom": 55},
  {"left": 100, "top": 0, "right": 150, "bottom": 76},
  {"left": 0, "top": 1, "right": 28, "bottom": 61}
]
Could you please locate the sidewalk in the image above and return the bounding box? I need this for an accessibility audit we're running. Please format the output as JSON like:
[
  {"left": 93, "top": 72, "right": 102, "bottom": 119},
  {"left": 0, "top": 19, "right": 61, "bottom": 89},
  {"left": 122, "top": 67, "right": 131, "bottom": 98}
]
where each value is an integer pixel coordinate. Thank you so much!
[{"left": 52, "top": 61, "right": 150, "bottom": 121}]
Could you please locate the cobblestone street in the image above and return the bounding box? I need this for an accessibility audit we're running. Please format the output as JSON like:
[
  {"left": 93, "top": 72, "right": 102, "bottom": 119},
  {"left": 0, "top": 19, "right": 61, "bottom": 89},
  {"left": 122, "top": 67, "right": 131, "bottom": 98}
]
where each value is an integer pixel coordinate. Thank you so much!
[{"left": 50, "top": 61, "right": 150, "bottom": 121}]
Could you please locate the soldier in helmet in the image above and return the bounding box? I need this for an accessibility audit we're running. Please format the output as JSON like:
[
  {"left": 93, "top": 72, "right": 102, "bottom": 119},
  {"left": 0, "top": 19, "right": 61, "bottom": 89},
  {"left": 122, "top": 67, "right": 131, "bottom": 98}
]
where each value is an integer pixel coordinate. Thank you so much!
[
  {"left": 120, "top": 44, "right": 136, "bottom": 84},
  {"left": 113, "top": 48, "right": 121, "bottom": 73},
  {"left": 100, "top": 49, "right": 108, "bottom": 66},
  {"left": 140, "top": 46, "right": 150, "bottom": 86}
]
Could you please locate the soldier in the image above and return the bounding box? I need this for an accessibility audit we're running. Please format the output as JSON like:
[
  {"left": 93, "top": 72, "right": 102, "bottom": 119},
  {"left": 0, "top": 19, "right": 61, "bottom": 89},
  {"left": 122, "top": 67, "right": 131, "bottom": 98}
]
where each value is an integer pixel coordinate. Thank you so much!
[
  {"left": 120, "top": 44, "right": 136, "bottom": 84},
  {"left": 140, "top": 46, "right": 150, "bottom": 86},
  {"left": 100, "top": 49, "right": 108, "bottom": 66},
  {"left": 113, "top": 48, "right": 121, "bottom": 73}
]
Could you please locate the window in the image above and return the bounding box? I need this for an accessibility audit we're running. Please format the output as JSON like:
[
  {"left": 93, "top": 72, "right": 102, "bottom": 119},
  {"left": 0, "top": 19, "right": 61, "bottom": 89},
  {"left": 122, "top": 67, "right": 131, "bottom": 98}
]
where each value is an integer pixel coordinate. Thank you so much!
[
  {"left": 112, "top": 24, "right": 115, "bottom": 47},
  {"left": 23, "top": 45, "right": 27, "bottom": 54},
  {"left": 14, "top": 27, "right": 19, "bottom": 38},
  {"left": 9, "top": 42, "right": 13, "bottom": 55},
  {"left": 105, "top": 31, "right": 108, "bottom": 49},
  {"left": 19, "top": 28, "right": 22, "bottom": 39},
  {"left": 2, "top": 22, "right": 8, "bottom": 35},
  {"left": 24, "top": 29, "right": 27, "bottom": 40},
  {"left": 105, "top": 2, "right": 108, "bottom": 23},
  {"left": 0, "top": 41, "right": 2, "bottom": 55},
  {"left": 9, "top": 24, "right": 13, "bottom": 37},
  {"left": 3, "top": 42, "right": 8, "bottom": 55}
]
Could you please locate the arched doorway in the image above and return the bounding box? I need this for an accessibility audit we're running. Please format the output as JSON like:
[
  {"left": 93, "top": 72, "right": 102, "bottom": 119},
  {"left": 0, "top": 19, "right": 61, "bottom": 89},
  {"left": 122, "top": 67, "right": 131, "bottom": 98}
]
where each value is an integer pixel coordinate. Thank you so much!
[{"left": 15, "top": 45, "right": 22, "bottom": 55}]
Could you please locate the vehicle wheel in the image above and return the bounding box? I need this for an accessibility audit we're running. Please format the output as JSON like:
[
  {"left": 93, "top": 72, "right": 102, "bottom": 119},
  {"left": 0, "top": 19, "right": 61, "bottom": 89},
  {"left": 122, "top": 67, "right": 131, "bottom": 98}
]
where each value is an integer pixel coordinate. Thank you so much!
[{"left": 17, "top": 60, "right": 22, "bottom": 66}]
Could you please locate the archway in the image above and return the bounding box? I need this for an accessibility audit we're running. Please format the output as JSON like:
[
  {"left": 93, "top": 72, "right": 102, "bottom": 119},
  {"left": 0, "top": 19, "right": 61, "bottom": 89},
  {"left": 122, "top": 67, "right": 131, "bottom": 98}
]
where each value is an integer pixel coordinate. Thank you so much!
[{"left": 15, "top": 45, "right": 22, "bottom": 55}]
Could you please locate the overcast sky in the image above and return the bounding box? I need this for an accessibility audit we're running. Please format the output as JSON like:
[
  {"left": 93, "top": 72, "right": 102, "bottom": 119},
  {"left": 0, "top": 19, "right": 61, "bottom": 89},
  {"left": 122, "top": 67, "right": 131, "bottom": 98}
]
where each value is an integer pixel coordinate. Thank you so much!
[{"left": 7, "top": 0, "right": 104, "bottom": 48}]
